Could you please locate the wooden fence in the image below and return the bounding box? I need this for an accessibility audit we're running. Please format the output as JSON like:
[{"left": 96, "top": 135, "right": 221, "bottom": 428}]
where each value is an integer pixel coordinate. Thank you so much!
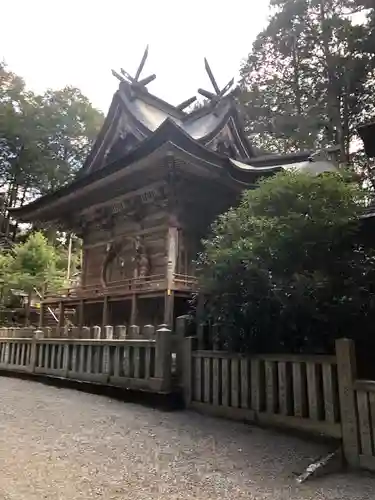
[
  {"left": 0, "top": 327, "right": 171, "bottom": 393},
  {"left": 2, "top": 320, "right": 375, "bottom": 473},
  {"left": 184, "top": 338, "right": 341, "bottom": 438}
]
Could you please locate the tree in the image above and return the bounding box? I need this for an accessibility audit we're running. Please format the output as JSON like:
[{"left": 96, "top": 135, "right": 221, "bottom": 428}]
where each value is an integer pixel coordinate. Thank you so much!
[
  {"left": 240, "top": 0, "right": 375, "bottom": 165},
  {"left": 7, "top": 232, "right": 64, "bottom": 297},
  {"left": 197, "top": 171, "right": 375, "bottom": 354},
  {"left": 0, "top": 64, "right": 104, "bottom": 239}
]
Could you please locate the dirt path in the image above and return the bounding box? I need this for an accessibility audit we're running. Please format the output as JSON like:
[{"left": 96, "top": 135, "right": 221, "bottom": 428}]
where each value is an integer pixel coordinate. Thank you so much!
[{"left": 0, "top": 378, "right": 373, "bottom": 499}]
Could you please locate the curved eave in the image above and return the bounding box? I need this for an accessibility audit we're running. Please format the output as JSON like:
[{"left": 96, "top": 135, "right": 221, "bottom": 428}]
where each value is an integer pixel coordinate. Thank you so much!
[
  {"left": 9, "top": 119, "right": 242, "bottom": 222},
  {"left": 115, "top": 89, "right": 255, "bottom": 156}
]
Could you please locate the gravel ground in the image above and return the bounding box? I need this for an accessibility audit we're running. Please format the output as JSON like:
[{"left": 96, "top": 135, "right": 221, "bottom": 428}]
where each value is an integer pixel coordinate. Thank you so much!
[{"left": 0, "top": 378, "right": 373, "bottom": 499}]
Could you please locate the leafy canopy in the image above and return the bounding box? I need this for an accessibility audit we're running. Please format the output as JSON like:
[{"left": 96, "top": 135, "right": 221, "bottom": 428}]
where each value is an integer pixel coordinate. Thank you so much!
[
  {"left": 5, "top": 232, "right": 65, "bottom": 294},
  {"left": 197, "top": 171, "right": 375, "bottom": 354}
]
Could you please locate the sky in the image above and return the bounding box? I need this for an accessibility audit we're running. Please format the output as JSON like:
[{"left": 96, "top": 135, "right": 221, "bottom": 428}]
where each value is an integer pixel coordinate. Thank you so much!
[{"left": 0, "top": 0, "right": 270, "bottom": 113}]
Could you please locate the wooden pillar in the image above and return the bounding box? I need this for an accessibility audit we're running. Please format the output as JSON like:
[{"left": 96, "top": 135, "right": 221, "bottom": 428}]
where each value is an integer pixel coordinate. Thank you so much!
[
  {"left": 38, "top": 303, "right": 45, "bottom": 328},
  {"left": 102, "top": 296, "right": 109, "bottom": 327},
  {"left": 163, "top": 290, "right": 174, "bottom": 328},
  {"left": 335, "top": 338, "right": 360, "bottom": 467},
  {"left": 58, "top": 301, "right": 65, "bottom": 328},
  {"left": 166, "top": 226, "right": 179, "bottom": 289},
  {"left": 77, "top": 300, "right": 84, "bottom": 328},
  {"left": 196, "top": 293, "right": 205, "bottom": 349},
  {"left": 130, "top": 294, "right": 137, "bottom": 325}
]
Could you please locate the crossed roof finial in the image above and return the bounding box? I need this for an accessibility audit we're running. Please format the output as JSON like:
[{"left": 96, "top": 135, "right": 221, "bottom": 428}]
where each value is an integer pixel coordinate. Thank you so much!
[
  {"left": 198, "top": 58, "right": 234, "bottom": 102},
  {"left": 112, "top": 45, "right": 156, "bottom": 89}
]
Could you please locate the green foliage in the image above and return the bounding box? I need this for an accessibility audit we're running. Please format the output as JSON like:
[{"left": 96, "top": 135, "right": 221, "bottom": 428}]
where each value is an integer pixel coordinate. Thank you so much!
[
  {"left": 197, "top": 172, "right": 375, "bottom": 354},
  {"left": 239, "top": 0, "right": 375, "bottom": 168},
  {"left": 5, "top": 232, "right": 65, "bottom": 294},
  {"left": 0, "top": 63, "right": 104, "bottom": 220}
]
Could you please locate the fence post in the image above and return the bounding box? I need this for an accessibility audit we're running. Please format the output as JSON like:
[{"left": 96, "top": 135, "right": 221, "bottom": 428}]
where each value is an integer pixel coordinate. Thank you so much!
[
  {"left": 155, "top": 326, "right": 172, "bottom": 392},
  {"left": 183, "top": 337, "right": 195, "bottom": 407},
  {"left": 92, "top": 325, "right": 101, "bottom": 340},
  {"left": 62, "top": 343, "right": 70, "bottom": 377},
  {"left": 81, "top": 326, "right": 90, "bottom": 339},
  {"left": 116, "top": 325, "right": 127, "bottom": 339},
  {"left": 29, "top": 330, "right": 43, "bottom": 373},
  {"left": 105, "top": 325, "right": 113, "bottom": 340},
  {"left": 335, "top": 338, "right": 360, "bottom": 467},
  {"left": 175, "top": 316, "right": 189, "bottom": 386}
]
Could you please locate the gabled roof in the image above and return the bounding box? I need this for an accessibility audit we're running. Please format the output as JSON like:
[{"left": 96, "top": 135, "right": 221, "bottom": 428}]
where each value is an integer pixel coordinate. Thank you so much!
[
  {"left": 9, "top": 116, "right": 338, "bottom": 223},
  {"left": 80, "top": 81, "right": 255, "bottom": 176},
  {"left": 9, "top": 68, "right": 338, "bottom": 224}
]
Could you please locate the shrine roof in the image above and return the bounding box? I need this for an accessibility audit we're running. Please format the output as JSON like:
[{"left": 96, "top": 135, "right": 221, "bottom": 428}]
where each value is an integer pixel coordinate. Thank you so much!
[
  {"left": 81, "top": 81, "right": 254, "bottom": 176},
  {"left": 8, "top": 50, "right": 338, "bottom": 224}
]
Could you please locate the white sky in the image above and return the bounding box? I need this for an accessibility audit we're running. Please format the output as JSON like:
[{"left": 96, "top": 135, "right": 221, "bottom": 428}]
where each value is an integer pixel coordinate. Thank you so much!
[{"left": 0, "top": 0, "right": 270, "bottom": 113}]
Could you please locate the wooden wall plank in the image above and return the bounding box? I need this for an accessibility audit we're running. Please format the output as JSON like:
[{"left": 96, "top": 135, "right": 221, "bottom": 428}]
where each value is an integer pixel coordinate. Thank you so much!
[
  {"left": 251, "top": 359, "right": 264, "bottom": 412},
  {"left": 123, "top": 347, "right": 131, "bottom": 377},
  {"left": 357, "top": 391, "right": 373, "bottom": 457},
  {"left": 212, "top": 358, "right": 220, "bottom": 406},
  {"left": 134, "top": 347, "right": 141, "bottom": 379},
  {"left": 265, "top": 361, "right": 278, "bottom": 414},
  {"left": 51, "top": 344, "right": 56, "bottom": 370},
  {"left": 306, "top": 362, "right": 322, "bottom": 420},
  {"left": 369, "top": 392, "right": 375, "bottom": 456},
  {"left": 204, "top": 358, "right": 211, "bottom": 403},
  {"left": 222, "top": 358, "right": 230, "bottom": 407},
  {"left": 145, "top": 347, "right": 151, "bottom": 379},
  {"left": 322, "top": 363, "right": 338, "bottom": 423},
  {"left": 194, "top": 357, "right": 202, "bottom": 402},
  {"left": 231, "top": 359, "right": 239, "bottom": 408},
  {"left": 293, "top": 362, "right": 307, "bottom": 418},
  {"left": 79, "top": 345, "right": 85, "bottom": 373},
  {"left": 278, "top": 361, "right": 292, "bottom": 416},
  {"left": 240, "top": 359, "right": 249, "bottom": 409}
]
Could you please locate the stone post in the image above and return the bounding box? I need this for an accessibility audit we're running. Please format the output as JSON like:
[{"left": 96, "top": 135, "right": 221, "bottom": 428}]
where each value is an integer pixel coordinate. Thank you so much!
[
  {"left": 105, "top": 325, "right": 114, "bottom": 340},
  {"left": 155, "top": 326, "right": 172, "bottom": 392},
  {"left": 116, "top": 325, "right": 127, "bottom": 339},
  {"left": 92, "top": 325, "right": 101, "bottom": 340}
]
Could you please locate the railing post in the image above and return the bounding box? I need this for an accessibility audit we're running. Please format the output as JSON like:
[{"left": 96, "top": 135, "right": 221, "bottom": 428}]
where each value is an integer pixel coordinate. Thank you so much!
[
  {"left": 62, "top": 342, "right": 70, "bottom": 377},
  {"left": 81, "top": 326, "right": 90, "bottom": 339},
  {"left": 336, "top": 338, "right": 360, "bottom": 467},
  {"left": 155, "top": 326, "right": 172, "bottom": 392},
  {"left": 129, "top": 325, "right": 140, "bottom": 339},
  {"left": 105, "top": 325, "right": 113, "bottom": 339},
  {"left": 143, "top": 325, "right": 155, "bottom": 339},
  {"left": 92, "top": 325, "right": 101, "bottom": 340},
  {"left": 183, "top": 336, "right": 195, "bottom": 407},
  {"left": 116, "top": 325, "right": 127, "bottom": 339},
  {"left": 29, "top": 330, "right": 43, "bottom": 373}
]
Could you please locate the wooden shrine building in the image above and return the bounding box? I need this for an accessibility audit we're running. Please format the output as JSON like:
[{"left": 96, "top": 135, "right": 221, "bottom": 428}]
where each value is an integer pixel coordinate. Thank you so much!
[{"left": 9, "top": 49, "right": 337, "bottom": 328}]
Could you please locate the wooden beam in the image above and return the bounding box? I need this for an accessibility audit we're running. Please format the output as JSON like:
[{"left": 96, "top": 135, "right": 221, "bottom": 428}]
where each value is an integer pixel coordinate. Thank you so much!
[
  {"left": 176, "top": 96, "right": 197, "bottom": 111},
  {"left": 78, "top": 300, "right": 84, "bottom": 328},
  {"left": 163, "top": 290, "right": 174, "bottom": 327},
  {"left": 102, "top": 296, "right": 109, "bottom": 327},
  {"left": 135, "top": 44, "right": 149, "bottom": 81},
  {"left": 58, "top": 302, "right": 65, "bottom": 328},
  {"left": 130, "top": 294, "right": 137, "bottom": 325}
]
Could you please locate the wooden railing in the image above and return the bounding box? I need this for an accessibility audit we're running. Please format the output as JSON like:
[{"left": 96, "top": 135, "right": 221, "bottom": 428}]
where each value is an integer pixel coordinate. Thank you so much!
[
  {"left": 353, "top": 380, "right": 375, "bottom": 470},
  {"left": 0, "top": 328, "right": 172, "bottom": 393},
  {"left": 44, "top": 273, "right": 198, "bottom": 301},
  {"left": 184, "top": 339, "right": 341, "bottom": 438},
  {"left": 172, "top": 273, "right": 198, "bottom": 291}
]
